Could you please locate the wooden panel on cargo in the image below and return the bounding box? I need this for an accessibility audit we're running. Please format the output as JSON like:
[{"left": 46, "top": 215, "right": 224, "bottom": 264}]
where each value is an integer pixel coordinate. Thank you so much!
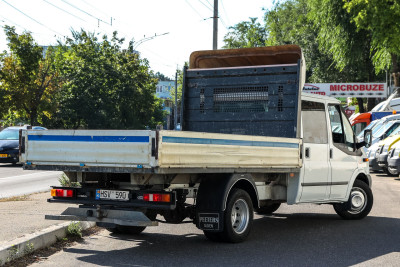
[
  {"left": 158, "top": 130, "right": 302, "bottom": 169},
  {"left": 189, "top": 45, "right": 302, "bottom": 69}
]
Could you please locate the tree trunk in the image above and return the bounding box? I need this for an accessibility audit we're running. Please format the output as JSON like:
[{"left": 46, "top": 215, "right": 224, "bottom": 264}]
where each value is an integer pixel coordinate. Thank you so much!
[
  {"left": 356, "top": 98, "right": 365, "bottom": 113},
  {"left": 367, "top": 98, "right": 376, "bottom": 111}
]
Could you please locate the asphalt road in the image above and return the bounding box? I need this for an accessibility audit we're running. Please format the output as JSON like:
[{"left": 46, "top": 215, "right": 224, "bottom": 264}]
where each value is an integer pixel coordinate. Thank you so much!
[
  {"left": 31, "top": 173, "right": 400, "bottom": 267},
  {"left": 0, "top": 163, "right": 62, "bottom": 198}
]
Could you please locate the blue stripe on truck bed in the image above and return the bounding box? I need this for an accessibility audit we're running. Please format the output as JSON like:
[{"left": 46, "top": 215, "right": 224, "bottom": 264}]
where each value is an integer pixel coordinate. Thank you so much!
[
  {"left": 162, "top": 136, "right": 299, "bottom": 148},
  {"left": 27, "top": 135, "right": 150, "bottom": 143}
]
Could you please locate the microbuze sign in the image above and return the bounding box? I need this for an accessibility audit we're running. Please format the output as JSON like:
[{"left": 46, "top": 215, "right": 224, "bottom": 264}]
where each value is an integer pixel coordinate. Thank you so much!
[{"left": 303, "top": 83, "right": 387, "bottom": 98}]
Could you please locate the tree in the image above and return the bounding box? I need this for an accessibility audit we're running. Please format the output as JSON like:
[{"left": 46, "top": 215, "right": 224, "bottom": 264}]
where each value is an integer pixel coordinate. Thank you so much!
[
  {"left": 154, "top": 72, "right": 172, "bottom": 81},
  {"left": 308, "top": 0, "right": 387, "bottom": 110},
  {"left": 223, "top": 17, "right": 267, "bottom": 49},
  {"left": 49, "top": 30, "right": 164, "bottom": 129},
  {"left": 0, "top": 26, "right": 60, "bottom": 125},
  {"left": 343, "top": 0, "right": 400, "bottom": 87}
]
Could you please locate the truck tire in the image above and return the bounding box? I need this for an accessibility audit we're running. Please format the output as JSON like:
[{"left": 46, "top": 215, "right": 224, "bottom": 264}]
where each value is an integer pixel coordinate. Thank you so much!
[
  {"left": 220, "top": 188, "right": 253, "bottom": 243},
  {"left": 256, "top": 203, "right": 281, "bottom": 215},
  {"left": 333, "top": 180, "right": 373, "bottom": 220}
]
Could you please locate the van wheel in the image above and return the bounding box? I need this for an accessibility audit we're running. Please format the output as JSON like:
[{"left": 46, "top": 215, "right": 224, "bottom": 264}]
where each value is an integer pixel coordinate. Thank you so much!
[
  {"left": 385, "top": 167, "right": 398, "bottom": 177},
  {"left": 220, "top": 189, "right": 253, "bottom": 243},
  {"left": 333, "top": 180, "right": 373, "bottom": 220},
  {"left": 256, "top": 203, "right": 281, "bottom": 215}
]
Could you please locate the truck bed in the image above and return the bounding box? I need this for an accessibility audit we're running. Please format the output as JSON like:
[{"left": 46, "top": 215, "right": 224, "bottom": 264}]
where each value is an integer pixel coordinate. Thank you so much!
[{"left": 21, "top": 129, "right": 302, "bottom": 173}]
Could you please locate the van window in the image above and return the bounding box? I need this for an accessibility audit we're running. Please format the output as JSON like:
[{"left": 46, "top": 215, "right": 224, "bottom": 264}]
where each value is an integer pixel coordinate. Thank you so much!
[
  {"left": 302, "top": 101, "right": 328, "bottom": 144},
  {"left": 328, "top": 105, "right": 355, "bottom": 152}
]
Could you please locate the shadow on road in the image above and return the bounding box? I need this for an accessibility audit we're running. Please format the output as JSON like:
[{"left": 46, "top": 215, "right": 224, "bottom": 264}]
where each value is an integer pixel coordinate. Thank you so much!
[
  {"left": 63, "top": 214, "right": 400, "bottom": 266},
  {"left": 0, "top": 163, "right": 22, "bottom": 168}
]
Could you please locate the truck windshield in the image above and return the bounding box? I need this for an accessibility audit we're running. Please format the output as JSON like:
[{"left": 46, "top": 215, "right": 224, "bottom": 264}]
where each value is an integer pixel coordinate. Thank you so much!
[
  {"left": 373, "top": 121, "right": 397, "bottom": 138},
  {"left": 388, "top": 125, "right": 400, "bottom": 137},
  {"left": 0, "top": 129, "right": 19, "bottom": 140}
]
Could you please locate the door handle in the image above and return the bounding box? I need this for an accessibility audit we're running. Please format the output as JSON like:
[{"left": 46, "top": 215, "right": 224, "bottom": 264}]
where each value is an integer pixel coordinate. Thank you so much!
[{"left": 330, "top": 148, "right": 333, "bottom": 159}]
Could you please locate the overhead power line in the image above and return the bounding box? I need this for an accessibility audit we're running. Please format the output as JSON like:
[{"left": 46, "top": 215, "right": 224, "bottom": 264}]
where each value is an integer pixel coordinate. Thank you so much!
[
  {"left": 198, "top": 0, "right": 213, "bottom": 11},
  {"left": 1, "top": 0, "right": 63, "bottom": 36},
  {"left": 185, "top": 0, "right": 205, "bottom": 20},
  {"left": 61, "top": 0, "right": 111, "bottom": 26},
  {"left": 0, "top": 14, "right": 26, "bottom": 30},
  {"left": 42, "top": 0, "right": 86, "bottom": 22},
  {"left": 220, "top": 0, "right": 231, "bottom": 26}
]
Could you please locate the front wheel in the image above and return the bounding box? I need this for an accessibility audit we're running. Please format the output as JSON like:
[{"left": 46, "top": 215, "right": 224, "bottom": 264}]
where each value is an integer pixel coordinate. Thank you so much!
[
  {"left": 220, "top": 188, "right": 253, "bottom": 243},
  {"left": 333, "top": 180, "right": 373, "bottom": 220}
]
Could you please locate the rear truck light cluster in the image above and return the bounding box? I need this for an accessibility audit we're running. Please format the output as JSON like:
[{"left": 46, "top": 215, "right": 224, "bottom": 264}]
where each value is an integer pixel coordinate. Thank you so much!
[
  {"left": 143, "top": 193, "right": 171, "bottom": 202},
  {"left": 51, "top": 189, "right": 74, "bottom": 198}
]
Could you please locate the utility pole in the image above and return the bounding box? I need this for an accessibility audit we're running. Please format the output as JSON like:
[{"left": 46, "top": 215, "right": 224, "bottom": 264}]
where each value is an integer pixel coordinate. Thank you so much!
[
  {"left": 213, "top": 0, "right": 218, "bottom": 50},
  {"left": 174, "top": 71, "right": 178, "bottom": 130}
]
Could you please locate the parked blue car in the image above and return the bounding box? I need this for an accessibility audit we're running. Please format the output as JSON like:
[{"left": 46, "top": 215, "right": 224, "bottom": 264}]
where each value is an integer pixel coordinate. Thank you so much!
[{"left": 0, "top": 126, "right": 47, "bottom": 164}]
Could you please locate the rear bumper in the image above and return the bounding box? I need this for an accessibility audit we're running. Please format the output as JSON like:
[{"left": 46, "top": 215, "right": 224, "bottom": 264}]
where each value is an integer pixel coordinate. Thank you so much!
[
  {"left": 0, "top": 149, "right": 19, "bottom": 163},
  {"left": 45, "top": 207, "right": 158, "bottom": 227}
]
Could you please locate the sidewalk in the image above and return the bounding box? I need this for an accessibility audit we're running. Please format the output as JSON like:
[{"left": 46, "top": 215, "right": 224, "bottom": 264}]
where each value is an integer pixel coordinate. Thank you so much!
[{"left": 0, "top": 191, "right": 94, "bottom": 265}]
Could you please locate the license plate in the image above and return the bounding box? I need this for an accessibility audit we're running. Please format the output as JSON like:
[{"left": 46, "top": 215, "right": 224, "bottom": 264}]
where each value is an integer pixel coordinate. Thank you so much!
[
  {"left": 95, "top": 189, "right": 129, "bottom": 201},
  {"left": 0, "top": 154, "right": 8, "bottom": 158}
]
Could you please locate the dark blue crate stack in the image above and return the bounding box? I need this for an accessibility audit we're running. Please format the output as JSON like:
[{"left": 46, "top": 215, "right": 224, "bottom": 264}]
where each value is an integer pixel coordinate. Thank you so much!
[{"left": 182, "top": 62, "right": 301, "bottom": 138}]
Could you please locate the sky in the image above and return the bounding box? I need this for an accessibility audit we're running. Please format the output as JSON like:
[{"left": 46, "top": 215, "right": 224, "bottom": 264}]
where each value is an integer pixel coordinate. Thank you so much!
[{"left": 0, "top": 0, "right": 274, "bottom": 78}]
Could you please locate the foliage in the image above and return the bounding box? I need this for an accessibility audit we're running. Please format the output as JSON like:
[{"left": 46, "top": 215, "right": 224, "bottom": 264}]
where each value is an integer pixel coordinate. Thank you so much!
[
  {"left": 47, "top": 30, "right": 164, "bottom": 129},
  {"left": 223, "top": 17, "right": 267, "bottom": 49},
  {"left": 0, "top": 26, "right": 60, "bottom": 125},
  {"left": 154, "top": 71, "right": 172, "bottom": 81},
  {"left": 344, "top": 0, "right": 400, "bottom": 74},
  {"left": 58, "top": 173, "right": 81, "bottom": 187},
  {"left": 66, "top": 222, "right": 82, "bottom": 238}
]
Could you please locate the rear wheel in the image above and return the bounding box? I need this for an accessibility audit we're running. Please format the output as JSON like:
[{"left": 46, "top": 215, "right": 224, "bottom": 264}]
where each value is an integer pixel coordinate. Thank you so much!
[
  {"left": 256, "top": 203, "right": 281, "bottom": 215},
  {"left": 220, "top": 189, "right": 253, "bottom": 243},
  {"left": 333, "top": 180, "right": 373, "bottom": 220}
]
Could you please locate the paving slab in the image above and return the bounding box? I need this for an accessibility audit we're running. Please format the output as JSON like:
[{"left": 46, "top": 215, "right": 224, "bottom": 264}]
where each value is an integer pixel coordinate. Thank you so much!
[{"left": 0, "top": 191, "right": 74, "bottom": 246}]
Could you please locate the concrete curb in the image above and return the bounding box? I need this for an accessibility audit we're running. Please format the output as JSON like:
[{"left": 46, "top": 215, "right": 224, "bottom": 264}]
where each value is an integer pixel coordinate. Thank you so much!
[{"left": 0, "top": 221, "right": 95, "bottom": 266}]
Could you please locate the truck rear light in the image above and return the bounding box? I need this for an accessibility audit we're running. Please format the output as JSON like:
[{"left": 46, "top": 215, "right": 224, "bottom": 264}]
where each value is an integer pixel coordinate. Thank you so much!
[
  {"left": 51, "top": 189, "right": 74, "bottom": 197},
  {"left": 143, "top": 193, "right": 171, "bottom": 202}
]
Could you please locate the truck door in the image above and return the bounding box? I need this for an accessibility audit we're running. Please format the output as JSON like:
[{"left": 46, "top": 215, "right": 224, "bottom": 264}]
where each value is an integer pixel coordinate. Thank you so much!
[
  {"left": 300, "top": 101, "right": 330, "bottom": 202},
  {"left": 327, "top": 105, "right": 358, "bottom": 200}
]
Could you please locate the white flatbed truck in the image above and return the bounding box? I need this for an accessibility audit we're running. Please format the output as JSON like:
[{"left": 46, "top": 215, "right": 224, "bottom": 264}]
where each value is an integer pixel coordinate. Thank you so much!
[{"left": 20, "top": 45, "right": 373, "bottom": 243}]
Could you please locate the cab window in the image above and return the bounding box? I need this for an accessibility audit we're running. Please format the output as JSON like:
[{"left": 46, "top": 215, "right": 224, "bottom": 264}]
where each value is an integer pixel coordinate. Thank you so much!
[
  {"left": 302, "top": 101, "right": 328, "bottom": 144},
  {"left": 328, "top": 105, "right": 354, "bottom": 152}
]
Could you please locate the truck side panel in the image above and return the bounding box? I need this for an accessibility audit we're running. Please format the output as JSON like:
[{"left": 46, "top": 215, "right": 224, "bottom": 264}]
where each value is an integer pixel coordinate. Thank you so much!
[
  {"left": 158, "top": 130, "right": 302, "bottom": 169},
  {"left": 21, "top": 130, "right": 156, "bottom": 168}
]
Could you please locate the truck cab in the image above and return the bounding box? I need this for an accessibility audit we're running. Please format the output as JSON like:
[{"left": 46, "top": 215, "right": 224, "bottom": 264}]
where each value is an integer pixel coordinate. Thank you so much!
[{"left": 300, "top": 93, "right": 370, "bottom": 203}]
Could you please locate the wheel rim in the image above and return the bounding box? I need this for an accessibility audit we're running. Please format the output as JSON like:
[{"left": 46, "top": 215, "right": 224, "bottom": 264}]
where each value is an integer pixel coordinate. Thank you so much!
[
  {"left": 348, "top": 187, "right": 367, "bottom": 214},
  {"left": 231, "top": 198, "right": 249, "bottom": 234}
]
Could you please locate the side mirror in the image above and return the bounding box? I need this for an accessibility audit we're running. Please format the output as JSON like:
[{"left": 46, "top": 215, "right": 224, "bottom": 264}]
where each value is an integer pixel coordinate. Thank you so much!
[{"left": 364, "top": 129, "right": 372, "bottom": 148}]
